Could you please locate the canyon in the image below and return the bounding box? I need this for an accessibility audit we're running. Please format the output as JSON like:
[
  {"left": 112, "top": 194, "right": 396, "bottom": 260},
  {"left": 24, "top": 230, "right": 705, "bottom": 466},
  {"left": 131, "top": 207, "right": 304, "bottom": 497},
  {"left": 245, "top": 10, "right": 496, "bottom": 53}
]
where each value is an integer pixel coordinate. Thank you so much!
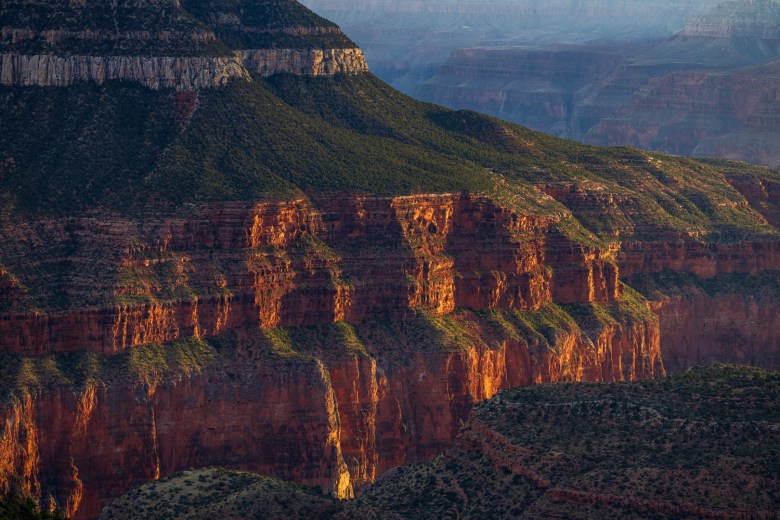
[
  {"left": 305, "top": 0, "right": 780, "bottom": 167},
  {"left": 1, "top": 192, "right": 779, "bottom": 518},
  {"left": 0, "top": 1, "right": 779, "bottom": 519},
  {"left": 0, "top": 194, "right": 665, "bottom": 517}
]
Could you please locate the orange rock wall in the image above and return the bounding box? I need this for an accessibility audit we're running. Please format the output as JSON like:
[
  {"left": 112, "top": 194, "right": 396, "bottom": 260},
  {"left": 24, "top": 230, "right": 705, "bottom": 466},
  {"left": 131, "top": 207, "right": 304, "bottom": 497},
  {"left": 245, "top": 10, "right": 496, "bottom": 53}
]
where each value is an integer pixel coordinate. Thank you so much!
[
  {"left": 0, "top": 195, "right": 619, "bottom": 355},
  {"left": 0, "top": 309, "right": 662, "bottom": 519}
]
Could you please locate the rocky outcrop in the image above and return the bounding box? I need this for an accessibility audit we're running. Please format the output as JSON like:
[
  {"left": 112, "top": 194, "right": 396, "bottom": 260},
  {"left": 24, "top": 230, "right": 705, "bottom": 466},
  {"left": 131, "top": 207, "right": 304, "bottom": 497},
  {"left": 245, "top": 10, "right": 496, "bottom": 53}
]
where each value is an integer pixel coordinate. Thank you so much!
[
  {"left": 239, "top": 48, "right": 368, "bottom": 77},
  {"left": 0, "top": 310, "right": 663, "bottom": 519},
  {"left": 0, "top": 53, "right": 250, "bottom": 90},
  {"left": 0, "top": 356, "right": 351, "bottom": 519},
  {"left": 618, "top": 234, "right": 780, "bottom": 373},
  {"left": 542, "top": 178, "right": 780, "bottom": 372},
  {"left": 416, "top": 47, "right": 625, "bottom": 137},
  {"left": 619, "top": 239, "right": 780, "bottom": 279},
  {"left": 0, "top": 0, "right": 370, "bottom": 89},
  {"left": 0, "top": 47, "right": 369, "bottom": 89},
  {"left": 586, "top": 64, "right": 780, "bottom": 163},
  {"left": 681, "top": 0, "right": 780, "bottom": 38}
]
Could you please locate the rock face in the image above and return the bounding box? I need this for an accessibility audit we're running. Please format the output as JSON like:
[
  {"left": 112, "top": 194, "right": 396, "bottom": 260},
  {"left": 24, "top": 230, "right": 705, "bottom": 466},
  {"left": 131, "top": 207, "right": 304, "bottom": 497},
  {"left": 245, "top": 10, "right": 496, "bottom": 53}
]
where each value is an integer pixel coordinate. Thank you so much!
[
  {"left": 240, "top": 48, "right": 368, "bottom": 77},
  {"left": 100, "top": 366, "right": 780, "bottom": 520},
  {"left": 416, "top": 46, "right": 626, "bottom": 137},
  {"left": 0, "top": 194, "right": 619, "bottom": 355},
  {"left": 682, "top": 0, "right": 780, "bottom": 38},
  {"left": 586, "top": 63, "right": 780, "bottom": 164},
  {"left": 0, "top": 313, "right": 663, "bottom": 519},
  {"left": 0, "top": 0, "right": 369, "bottom": 89},
  {"left": 0, "top": 194, "right": 665, "bottom": 519},
  {"left": 0, "top": 53, "right": 251, "bottom": 89},
  {"left": 0, "top": 47, "right": 368, "bottom": 88},
  {"left": 650, "top": 290, "right": 780, "bottom": 371},
  {"left": 0, "top": 357, "right": 350, "bottom": 519},
  {"left": 1, "top": 191, "right": 779, "bottom": 519}
]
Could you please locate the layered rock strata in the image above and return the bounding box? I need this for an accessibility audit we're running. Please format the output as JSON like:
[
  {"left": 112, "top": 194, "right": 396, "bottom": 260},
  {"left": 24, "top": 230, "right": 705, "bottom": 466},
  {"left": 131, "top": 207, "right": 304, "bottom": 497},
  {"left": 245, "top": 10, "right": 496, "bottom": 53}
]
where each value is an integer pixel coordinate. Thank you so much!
[
  {"left": 0, "top": 0, "right": 370, "bottom": 89},
  {"left": 0, "top": 194, "right": 620, "bottom": 355},
  {"left": 0, "top": 313, "right": 663, "bottom": 519},
  {"left": 239, "top": 48, "right": 368, "bottom": 77},
  {"left": 0, "top": 53, "right": 250, "bottom": 90},
  {"left": 650, "top": 288, "right": 780, "bottom": 371},
  {"left": 0, "top": 194, "right": 665, "bottom": 518},
  {"left": 544, "top": 179, "right": 780, "bottom": 371},
  {"left": 410, "top": 0, "right": 780, "bottom": 166},
  {"left": 0, "top": 47, "right": 369, "bottom": 88}
]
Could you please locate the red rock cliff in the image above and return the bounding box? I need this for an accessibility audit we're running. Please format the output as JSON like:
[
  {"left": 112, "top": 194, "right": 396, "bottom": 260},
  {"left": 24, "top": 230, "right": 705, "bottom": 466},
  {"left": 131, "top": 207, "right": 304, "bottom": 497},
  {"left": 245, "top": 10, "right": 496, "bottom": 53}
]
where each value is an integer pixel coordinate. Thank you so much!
[{"left": 0, "top": 194, "right": 662, "bottom": 518}]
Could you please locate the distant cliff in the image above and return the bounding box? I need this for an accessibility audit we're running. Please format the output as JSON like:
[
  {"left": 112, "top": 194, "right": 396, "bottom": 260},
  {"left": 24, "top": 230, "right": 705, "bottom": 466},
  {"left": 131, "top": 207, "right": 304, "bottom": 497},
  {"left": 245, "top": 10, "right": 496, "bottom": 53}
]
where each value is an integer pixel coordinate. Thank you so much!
[{"left": 413, "top": 0, "right": 780, "bottom": 166}]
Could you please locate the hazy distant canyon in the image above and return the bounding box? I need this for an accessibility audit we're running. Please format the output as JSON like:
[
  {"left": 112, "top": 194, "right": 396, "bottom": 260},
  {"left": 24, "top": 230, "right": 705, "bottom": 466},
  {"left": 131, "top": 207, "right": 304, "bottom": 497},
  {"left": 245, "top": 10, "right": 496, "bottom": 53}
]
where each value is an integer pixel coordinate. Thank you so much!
[{"left": 303, "top": 0, "right": 780, "bottom": 167}]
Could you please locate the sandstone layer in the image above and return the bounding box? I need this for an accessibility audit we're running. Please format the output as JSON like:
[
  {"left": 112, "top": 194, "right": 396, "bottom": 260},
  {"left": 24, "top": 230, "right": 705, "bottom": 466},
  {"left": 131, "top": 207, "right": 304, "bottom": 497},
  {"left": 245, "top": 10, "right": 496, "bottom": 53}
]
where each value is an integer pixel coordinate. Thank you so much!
[
  {"left": 239, "top": 48, "right": 368, "bottom": 77},
  {"left": 0, "top": 0, "right": 370, "bottom": 89},
  {"left": 0, "top": 194, "right": 665, "bottom": 519},
  {"left": 0, "top": 53, "right": 250, "bottom": 90},
  {"left": 0, "top": 194, "right": 618, "bottom": 355}
]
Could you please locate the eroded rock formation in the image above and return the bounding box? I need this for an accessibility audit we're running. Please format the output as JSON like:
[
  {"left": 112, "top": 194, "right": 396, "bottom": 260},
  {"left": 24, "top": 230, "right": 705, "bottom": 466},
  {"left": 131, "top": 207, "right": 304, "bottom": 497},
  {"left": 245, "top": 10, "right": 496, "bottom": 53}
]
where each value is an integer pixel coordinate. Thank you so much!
[
  {"left": 0, "top": 0, "right": 369, "bottom": 89},
  {"left": 0, "top": 53, "right": 250, "bottom": 90},
  {"left": 0, "top": 194, "right": 664, "bottom": 518},
  {"left": 410, "top": 0, "right": 780, "bottom": 166}
]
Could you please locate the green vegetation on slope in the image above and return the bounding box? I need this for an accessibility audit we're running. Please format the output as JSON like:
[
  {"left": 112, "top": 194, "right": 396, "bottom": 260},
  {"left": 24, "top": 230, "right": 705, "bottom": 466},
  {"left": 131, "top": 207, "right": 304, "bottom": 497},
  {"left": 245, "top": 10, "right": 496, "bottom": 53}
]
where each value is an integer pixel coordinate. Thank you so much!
[
  {"left": 0, "top": 0, "right": 229, "bottom": 56},
  {"left": 629, "top": 269, "right": 780, "bottom": 302},
  {"left": 347, "top": 365, "right": 780, "bottom": 519},
  {"left": 0, "top": 336, "right": 216, "bottom": 400},
  {"left": 0, "top": 0, "right": 353, "bottom": 55},
  {"left": 2, "top": 72, "right": 776, "bottom": 242},
  {"left": 181, "top": 0, "right": 356, "bottom": 49},
  {"left": 99, "top": 468, "right": 342, "bottom": 520},
  {"left": 98, "top": 365, "right": 780, "bottom": 520},
  {"left": 0, "top": 493, "right": 66, "bottom": 520}
]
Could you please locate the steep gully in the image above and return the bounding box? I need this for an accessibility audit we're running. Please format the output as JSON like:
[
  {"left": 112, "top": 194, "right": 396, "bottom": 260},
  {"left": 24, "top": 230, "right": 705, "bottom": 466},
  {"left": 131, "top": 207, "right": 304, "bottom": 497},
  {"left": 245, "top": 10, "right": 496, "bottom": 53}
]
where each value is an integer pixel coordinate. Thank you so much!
[{"left": 0, "top": 194, "right": 776, "bottom": 518}]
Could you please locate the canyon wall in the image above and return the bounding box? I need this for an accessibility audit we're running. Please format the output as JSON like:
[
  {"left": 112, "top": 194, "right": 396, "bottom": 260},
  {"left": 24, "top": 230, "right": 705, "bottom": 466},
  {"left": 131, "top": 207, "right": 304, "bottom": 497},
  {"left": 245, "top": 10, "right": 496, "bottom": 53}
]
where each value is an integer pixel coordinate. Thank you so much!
[
  {"left": 0, "top": 194, "right": 664, "bottom": 518},
  {"left": 586, "top": 64, "right": 780, "bottom": 165},
  {"left": 397, "top": 0, "right": 780, "bottom": 166},
  {"left": 2, "top": 193, "right": 768, "bottom": 519},
  {"left": 544, "top": 178, "right": 780, "bottom": 371},
  {"left": 650, "top": 289, "right": 780, "bottom": 371},
  {"left": 418, "top": 45, "right": 780, "bottom": 166},
  {"left": 0, "top": 48, "right": 368, "bottom": 89},
  {"left": 0, "top": 0, "right": 370, "bottom": 89},
  {"left": 0, "top": 194, "right": 619, "bottom": 355},
  {"left": 0, "top": 314, "right": 662, "bottom": 519}
]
